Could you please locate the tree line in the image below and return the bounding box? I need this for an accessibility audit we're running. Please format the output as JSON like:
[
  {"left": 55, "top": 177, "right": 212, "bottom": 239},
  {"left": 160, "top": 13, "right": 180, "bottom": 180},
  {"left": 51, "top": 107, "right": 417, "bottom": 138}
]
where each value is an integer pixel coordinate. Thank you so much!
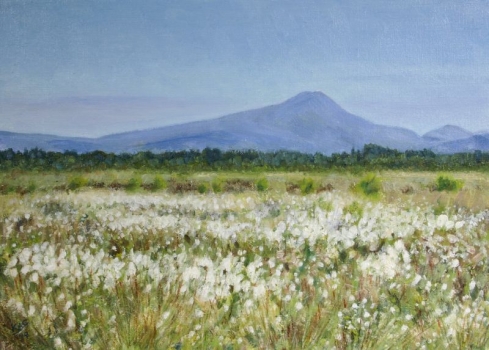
[{"left": 0, "top": 144, "right": 488, "bottom": 172}]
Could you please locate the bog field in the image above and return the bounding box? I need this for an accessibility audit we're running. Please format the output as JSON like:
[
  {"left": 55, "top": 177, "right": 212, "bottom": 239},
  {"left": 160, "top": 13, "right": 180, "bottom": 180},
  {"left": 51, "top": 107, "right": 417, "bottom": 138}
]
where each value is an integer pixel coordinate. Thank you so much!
[{"left": 1, "top": 170, "right": 489, "bottom": 349}]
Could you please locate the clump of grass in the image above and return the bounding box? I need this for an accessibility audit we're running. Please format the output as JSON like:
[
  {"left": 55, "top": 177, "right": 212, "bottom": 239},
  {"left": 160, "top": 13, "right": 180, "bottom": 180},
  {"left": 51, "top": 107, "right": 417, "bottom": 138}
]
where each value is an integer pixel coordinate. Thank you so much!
[
  {"left": 344, "top": 200, "right": 364, "bottom": 218},
  {"left": 125, "top": 175, "right": 142, "bottom": 192},
  {"left": 68, "top": 175, "right": 89, "bottom": 191},
  {"left": 355, "top": 173, "right": 382, "bottom": 197},
  {"left": 198, "top": 183, "right": 209, "bottom": 194},
  {"left": 434, "top": 174, "right": 463, "bottom": 192},
  {"left": 150, "top": 175, "right": 167, "bottom": 191},
  {"left": 212, "top": 178, "right": 223, "bottom": 193},
  {"left": 299, "top": 178, "right": 315, "bottom": 195},
  {"left": 0, "top": 183, "right": 16, "bottom": 195},
  {"left": 256, "top": 177, "right": 269, "bottom": 192}
]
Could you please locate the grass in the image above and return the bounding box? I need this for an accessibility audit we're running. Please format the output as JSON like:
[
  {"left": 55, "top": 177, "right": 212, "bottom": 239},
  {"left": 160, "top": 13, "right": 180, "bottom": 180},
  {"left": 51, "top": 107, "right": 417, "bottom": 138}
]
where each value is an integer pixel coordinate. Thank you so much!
[
  {"left": 1, "top": 182, "right": 489, "bottom": 348},
  {"left": 434, "top": 174, "right": 464, "bottom": 192},
  {"left": 299, "top": 177, "right": 315, "bottom": 195},
  {"left": 255, "top": 177, "right": 269, "bottom": 192},
  {"left": 354, "top": 172, "right": 382, "bottom": 198},
  {"left": 150, "top": 174, "right": 167, "bottom": 191},
  {"left": 125, "top": 175, "right": 143, "bottom": 192},
  {"left": 0, "top": 170, "right": 489, "bottom": 348},
  {"left": 68, "top": 175, "right": 89, "bottom": 191}
]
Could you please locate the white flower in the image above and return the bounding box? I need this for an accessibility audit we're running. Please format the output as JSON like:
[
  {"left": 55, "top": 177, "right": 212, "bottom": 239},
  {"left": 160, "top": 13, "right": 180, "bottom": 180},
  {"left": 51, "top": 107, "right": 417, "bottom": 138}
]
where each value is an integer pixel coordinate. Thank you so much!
[
  {"left": 28, "top": 305, "right": 36, "bottom": 316},
  {"left": 30, "top": 272, "right": 39, "bottom": 284},
  {"left": 412, "top": 274, "right": 422, "bottom": 286},
  {"left": 451, "top": 259, "right": 460, "bottom": 268},
  {"left": 195, "top": 309, "right": 204, "bottom": 318},
  {"left": 295, "top": 302, "right": 303, "bottom": 311},
  {"left": 436, "top": 215, "right": 448, "bottom": 228},
  {"left": 54, "top": 337, "right": 63, "bottom": 348},
  {"left": 469, "top": 280, "right": 476, "bottom": 291},
  {"left": 64, "top": 301, "right": 73, "bottom": 312},
  {"left": 66, "top": 310, "right": 76, "bottom": 331}
]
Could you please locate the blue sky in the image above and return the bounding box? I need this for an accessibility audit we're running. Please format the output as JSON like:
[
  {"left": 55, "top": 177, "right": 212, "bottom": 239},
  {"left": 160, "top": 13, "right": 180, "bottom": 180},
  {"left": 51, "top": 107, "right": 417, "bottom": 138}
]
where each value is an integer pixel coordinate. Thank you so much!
[{"left": 1, "top": 0, "right": 489, "bottom": 137}]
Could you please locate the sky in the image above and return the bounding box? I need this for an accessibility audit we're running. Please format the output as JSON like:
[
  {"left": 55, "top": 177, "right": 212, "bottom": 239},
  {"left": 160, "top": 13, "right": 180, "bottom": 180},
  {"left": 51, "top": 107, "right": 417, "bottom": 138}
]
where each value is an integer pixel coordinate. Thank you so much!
[{"left": 1, "top": 0, "right": 489, "bottom": 137}]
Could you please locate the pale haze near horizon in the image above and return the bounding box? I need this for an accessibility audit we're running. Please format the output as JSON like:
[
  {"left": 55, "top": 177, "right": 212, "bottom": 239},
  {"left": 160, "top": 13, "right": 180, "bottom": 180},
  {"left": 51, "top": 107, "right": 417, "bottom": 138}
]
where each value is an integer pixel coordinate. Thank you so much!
[{"left": 1, "top": 0, "right": 489, "bottom": 138}]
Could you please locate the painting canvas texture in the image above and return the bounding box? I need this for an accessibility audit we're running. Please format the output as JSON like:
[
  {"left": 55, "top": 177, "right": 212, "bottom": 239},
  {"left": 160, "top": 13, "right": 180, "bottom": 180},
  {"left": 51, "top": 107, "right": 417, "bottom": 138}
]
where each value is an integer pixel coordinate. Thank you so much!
[{"left": 1, "top": 1, "right": 489, "bottom": 348}]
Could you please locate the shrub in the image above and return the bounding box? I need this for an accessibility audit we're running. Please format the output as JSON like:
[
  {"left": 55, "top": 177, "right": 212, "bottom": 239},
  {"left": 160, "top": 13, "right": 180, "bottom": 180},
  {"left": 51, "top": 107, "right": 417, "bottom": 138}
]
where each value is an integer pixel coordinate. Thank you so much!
[
  {"left": 299, "top": 178, "right": 315, "bottom": 195},
  {"left": 434, "top": 175, "right": 463, "bottom": 192},
  {"left": 357, "top": 173, "right": 382, "bottom": 197},
  {"left": 256, "top": 178, "right": 269, "bottom": 192},
  {"left": 211, "top": 179, "right": 223, "bottom": 193},
  {"left": 68, "top": 175, "right": 89, "bottom": 191},
  {"left": 28, "top": 181, "right": 37, "bottom": 192},
  {"left": 126, "top": 175, "right": 142, "bottom": 192},
  {"left": 198, "top": 183, "right": 209, "bottom": 194},
  {"left": 151, "top": 175, "right": 167, "bottom": 191}
]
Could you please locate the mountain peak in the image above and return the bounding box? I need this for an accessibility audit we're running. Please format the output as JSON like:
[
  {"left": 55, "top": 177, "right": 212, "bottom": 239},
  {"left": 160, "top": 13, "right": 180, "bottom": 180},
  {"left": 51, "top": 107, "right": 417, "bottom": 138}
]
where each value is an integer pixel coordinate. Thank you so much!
[
  {"left": 281, "top": 91, "right": 344, "bottom": 114},
  {"left": 423, "top": 124, "right": 473, "bottom": 143},
  {"left": 286, "top": 91, "right": 332, "bottom": 103}
]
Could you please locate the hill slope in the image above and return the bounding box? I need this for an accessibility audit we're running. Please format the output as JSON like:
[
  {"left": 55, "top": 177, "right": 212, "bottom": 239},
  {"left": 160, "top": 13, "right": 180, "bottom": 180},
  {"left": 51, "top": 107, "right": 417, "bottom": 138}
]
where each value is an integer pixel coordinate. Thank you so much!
[{"left": 97, "top": 91, "right": 423, "bottom": 154}]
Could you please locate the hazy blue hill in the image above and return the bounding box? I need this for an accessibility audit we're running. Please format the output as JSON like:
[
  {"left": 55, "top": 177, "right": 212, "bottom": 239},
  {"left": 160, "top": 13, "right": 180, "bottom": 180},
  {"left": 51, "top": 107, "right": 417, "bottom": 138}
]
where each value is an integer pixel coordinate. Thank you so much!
[
  {"left": 0, "top": 131, "right": 96, "bottom": 152},
  {"left": 422, "top": 125, "right": 473, "bottom": 143},
  {"left": 97, "top": 91, "right": 424, "bottom": 154},
  {"left": 432, "top": 134, "right": 489, "bottom": 153},
  {"left": 0, "top": 92, "right": 485, "bottom": 154}
]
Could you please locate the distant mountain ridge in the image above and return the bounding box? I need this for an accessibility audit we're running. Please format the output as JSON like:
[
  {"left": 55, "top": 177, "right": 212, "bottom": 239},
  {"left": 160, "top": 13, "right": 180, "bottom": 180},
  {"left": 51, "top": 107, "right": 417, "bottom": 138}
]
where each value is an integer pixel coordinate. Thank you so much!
[
  {"left": 422, "top": 125, "right": 473, "bottom": 143},
  {"left": 0, "top": 91, "right": 486, "bottom": 154}
]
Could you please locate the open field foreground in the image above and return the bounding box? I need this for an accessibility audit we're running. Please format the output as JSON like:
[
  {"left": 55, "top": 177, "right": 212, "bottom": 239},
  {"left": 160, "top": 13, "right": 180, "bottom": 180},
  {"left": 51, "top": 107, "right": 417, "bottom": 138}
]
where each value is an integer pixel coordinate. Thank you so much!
[{"left": 1, "top": 173, "right": 489, "bottom": 349}]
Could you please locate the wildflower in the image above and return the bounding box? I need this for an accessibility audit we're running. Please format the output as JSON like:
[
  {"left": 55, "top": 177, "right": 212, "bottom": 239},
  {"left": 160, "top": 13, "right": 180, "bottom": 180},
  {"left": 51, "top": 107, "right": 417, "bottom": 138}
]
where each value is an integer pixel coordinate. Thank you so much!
[
  {"left": 412, "top": 274, "right": 422, "bottom": 286},
  {"left": 66, "top": 310, "right": 76, "bottom": 331},
  {"left": 195, "top": 309, "right": 204, "bottom": 318},
  {"left": 8, "top": 268, "right": 18, "bottom": 278},
  {"left": 295, "top": 302, "right": 303, "bottom": 311},
  {"left": 28, "top": 305, "right": 35, "bottom": 316},
  {"left": 54, "top": 337, "right": 63, "bottom": 348},
  {"left": 30, "top": 272, "right": 39, "bottom": 284},
  {"left": 451, "top": 259, "right": 460, "bottom": 268}
]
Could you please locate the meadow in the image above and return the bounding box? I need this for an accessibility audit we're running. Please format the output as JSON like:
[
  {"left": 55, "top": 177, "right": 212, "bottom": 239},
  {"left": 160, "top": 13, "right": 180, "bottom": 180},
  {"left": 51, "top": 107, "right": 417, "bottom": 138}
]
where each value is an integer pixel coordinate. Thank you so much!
[{"left": 1, "top": 170, "right": 489, "bottom": 349}]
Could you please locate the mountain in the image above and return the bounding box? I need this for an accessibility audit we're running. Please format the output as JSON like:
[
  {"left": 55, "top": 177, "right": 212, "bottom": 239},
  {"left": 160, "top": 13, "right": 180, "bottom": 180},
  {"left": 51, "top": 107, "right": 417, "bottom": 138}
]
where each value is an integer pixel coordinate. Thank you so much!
[
  {"left": 0, "top": 131, "right": 97, "bottom": 153},
  {"left": 432, "top": 134, "right": 489, "bottom": 154},
  {"left": 422, "top": 125, "right": 473, "bottom": 143},
  {"left": 96, "top": 91, "right": 423, "bottom": 154},
  {"left": 0, "top": 91, "right": 484, "bottom": 154}
]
